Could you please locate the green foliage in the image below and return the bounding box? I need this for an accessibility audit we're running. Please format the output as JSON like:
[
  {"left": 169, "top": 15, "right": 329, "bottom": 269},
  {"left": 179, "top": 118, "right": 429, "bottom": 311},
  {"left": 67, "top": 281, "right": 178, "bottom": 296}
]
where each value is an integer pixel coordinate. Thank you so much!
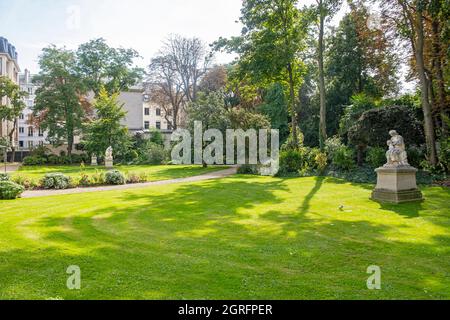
[
  {"left": 138, "top": 143, "right": 167, "bottom": 165},
  {"left": 324, "top": 136, "right": 345, "bottom": 161},
  {"left": 0, "top": 173, "right": 10, "bottom": 181},
  {"left": 281, "top": 129, "right": 305, "bottom": 152},
  {"left": 23, "top": 156, "right": 47, "bottom": 166},
  {"left": 149, "top": 129, "right": 164, "bottom": 146},
  {"left": 41, "top": 173, "right": 72, "bottom": 190},
  {"left": 438, "top": 137, "right": 450, "bottom": 173},
  {"left": 33, "top": 46, "right": 86, "bottom": 155},
  {"left": 331, "top": 145, "right": 355, "bottom": 171},
  {"left": 0, "top": 77, "right": 27, "bottom": 145},
  {"left": 76, "top": 38, "right": 144, "bottom": 96},
  {"left": 83, "top": 87, "right": 131, "bottom": 158},
  {"left": 0, "top": 181, "right": 24, "bottom": 200},
  {"left": 348, "top": 105, "right": 425, "bottom": 149},
  {"left": 278, "top": 147, "right": 327, "bottom": 176},
  {"left": 188, "top": 91, "right": 231, "bottom": 131},
  {"left": 339, "top": 93, "right": 377, "bottom": 136},
  {"left": 258, "top": 83, "right": 290, "bottom": 143},
  {"left": 365, "top": 147, "right": 386, "bottom": 168},
  {"left": 105, "top": 170, "right": 126, "bottom": 185}
]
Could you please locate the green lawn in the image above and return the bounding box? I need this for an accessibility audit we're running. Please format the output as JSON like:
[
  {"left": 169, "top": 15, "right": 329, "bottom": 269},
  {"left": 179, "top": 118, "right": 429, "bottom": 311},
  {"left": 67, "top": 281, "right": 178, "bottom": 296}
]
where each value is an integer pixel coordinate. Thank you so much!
[
  {"left": 0, "top": 175, "right": 449, "bottom": 299},
  {"left": 12, "top": 164, "right": 226, "bottom": 182}
]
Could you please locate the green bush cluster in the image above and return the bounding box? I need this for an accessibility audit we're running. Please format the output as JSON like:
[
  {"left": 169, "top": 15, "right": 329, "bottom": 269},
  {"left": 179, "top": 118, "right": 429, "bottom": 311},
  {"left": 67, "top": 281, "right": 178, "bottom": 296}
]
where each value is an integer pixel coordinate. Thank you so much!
[
  {"left": 237, "top": 164, "right": 259, "bottom": 175},
  {"left": 0, "top": 173, "right": 10, "bottom": 181},
  {"left": 23, "top": 154, "right": 89, "bottom": 166},
  {"left": 278, "top": 147, "right": 328, "bottom": 176},
  {"left": 105, "top": 170, "right": 126, "bottom": 185},
  {"left": 365, "top": 147, "right": 386, "bottom": 168},
  {"left": 41, "top": 173, "right": 72, "bottom": 190},
  {"left": 0, "top": 181, "right": 25, "bottom": 200}
]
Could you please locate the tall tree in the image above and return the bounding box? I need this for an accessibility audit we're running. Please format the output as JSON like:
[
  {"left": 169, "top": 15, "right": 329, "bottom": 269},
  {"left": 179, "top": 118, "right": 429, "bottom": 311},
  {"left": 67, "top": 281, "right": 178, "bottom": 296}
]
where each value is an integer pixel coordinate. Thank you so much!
[
  {"left": 163, "top": 35, "right": 211, "bottom": 102},
  {"left": 380, "top": 0, "right": 438, "bottom": 164},
  {"left": 315, "top": 0, "right": 342, "bottom": 148},
  {"left": 147, "top": 55, "right": 185, "bottom": 130},
  {"left": 33, "top": 46, "right": 89, "bottom": 157},
  {"left": 83, "top": 87, "right": 131, "bottom": 158},
  {"left": 0, "top": 76, "right": 26, "bottom": 162},
  {"left": 76, "top": 38, "right": 144, "bottom": 96},
  {"left": 215, "top": 0, "right": 310, "bottom": 147}
]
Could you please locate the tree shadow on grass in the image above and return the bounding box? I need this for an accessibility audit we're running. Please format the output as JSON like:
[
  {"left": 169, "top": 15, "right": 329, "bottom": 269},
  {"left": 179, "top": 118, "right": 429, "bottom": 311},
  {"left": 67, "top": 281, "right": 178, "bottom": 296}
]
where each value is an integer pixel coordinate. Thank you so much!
[
  {"left": 299, "top": 177, "right": 325, "bottom": 215},
  {"left": 1, "top": 176, "right": 449, "bottom": 299}
]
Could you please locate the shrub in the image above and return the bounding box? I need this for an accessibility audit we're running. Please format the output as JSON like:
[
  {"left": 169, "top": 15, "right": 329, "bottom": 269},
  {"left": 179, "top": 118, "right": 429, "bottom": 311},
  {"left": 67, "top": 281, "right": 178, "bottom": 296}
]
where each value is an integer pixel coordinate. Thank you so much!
[
  {"left": 237, "top": 164, "right": 259, "bottom": 175},
  {"left": 78, "top": 174, "right": 92, "bottom": 187},
  {"left": 366, "top": 147, "right": 386, "bottom": 168},
  {"left": 41, "top": 173, "right": 71, "bottom": 190},
  {"left": 325, "top": 136, "right": 345, "bottom": 162},
  {"left": 23, "top": 156, "right": 47, "bottom": 166},
  {"left": 332, "top": 146, "right": 355, "bottom": 171},
  {"left": 279, "top": 149, "right": 303, "bottom": 174},
  {"left": 0, "top": 173, "right": 10, "bottom": 181},
  {"left": 91, "top": 171, "right": 106, "bottom": 185},
  {"left": 438, "top": 137, "right": 450, "bottom": 173},
  {"left": 139, "top": 143, "right": 167, "bottom": 165},
  {"left": 407, "top": 145, "right": 425, "bottom": 168},
  {"left": 314, "top": 151, "right": 328, "bottom": 173},
  {"left": 12, "top": 175, "right": 38, "bottom": 190},
  {"left": 105, "top": 170, "right": 126, "bottom": 185},
  {"left": 0, "top": 181, "right": 25, "bottom": 200}
]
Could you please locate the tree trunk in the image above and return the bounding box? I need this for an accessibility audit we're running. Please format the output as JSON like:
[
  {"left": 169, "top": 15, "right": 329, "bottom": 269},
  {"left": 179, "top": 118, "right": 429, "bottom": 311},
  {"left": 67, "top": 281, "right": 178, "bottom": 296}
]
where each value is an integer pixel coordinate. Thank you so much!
[
  {"left": 8, "top": 118, "right": 17, "bottom": 163},
  {"left": 357, "top": 145, "right": 365, "bottom": 167},
  {"left": 415, "top": 8, "right": 438, "bottom": 165},
  {"left": 431, "top": 17, "right": 448, "bottom": 136},
  {"left": 287, "top": 63, "right": 298, "bottom": 146},
  {"left": 318, "top": 0, "right": 327, "bottom": 149}
]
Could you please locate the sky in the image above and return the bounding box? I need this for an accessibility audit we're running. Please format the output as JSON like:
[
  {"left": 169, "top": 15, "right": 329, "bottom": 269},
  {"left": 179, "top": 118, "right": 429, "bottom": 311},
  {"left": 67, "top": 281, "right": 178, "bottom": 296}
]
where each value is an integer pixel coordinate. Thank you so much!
[{"left": 0, "top": 0, "right": 348, "bottom": 74}]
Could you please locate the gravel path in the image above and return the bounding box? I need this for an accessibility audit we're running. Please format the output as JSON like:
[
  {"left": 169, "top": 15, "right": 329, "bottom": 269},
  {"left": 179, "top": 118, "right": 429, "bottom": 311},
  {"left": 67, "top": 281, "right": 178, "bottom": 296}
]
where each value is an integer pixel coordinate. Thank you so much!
[
  {"left": 21, "top": 167, "right": 238, "bottom": 199},
  {"left": 2, "top": 164, "right": 20, "bottom": 173}
]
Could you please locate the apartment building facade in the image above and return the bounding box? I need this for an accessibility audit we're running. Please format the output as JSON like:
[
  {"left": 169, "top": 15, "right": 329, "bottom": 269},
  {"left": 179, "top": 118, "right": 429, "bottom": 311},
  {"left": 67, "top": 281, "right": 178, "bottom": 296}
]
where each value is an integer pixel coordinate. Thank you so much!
[
  {"left": 18, "top": 69, "right": 47, "bottom": 150},
  {"left": 0, "top": 36, "right": 20, "bottom": 144}
]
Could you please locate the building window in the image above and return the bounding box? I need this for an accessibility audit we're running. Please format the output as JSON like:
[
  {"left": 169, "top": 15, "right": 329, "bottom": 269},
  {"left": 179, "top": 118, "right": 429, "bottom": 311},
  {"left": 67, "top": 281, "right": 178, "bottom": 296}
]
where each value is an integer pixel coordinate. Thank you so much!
[
  {"left": 28, "top": 127, "right": 34, "bottom": 137},
  {"left": 19, "top": 127, "right": 24, "bottom": 134},
  {"left": 39, "top": 141, "right": 44, "bottom": 147},
  {"left": 156, "top": 121, "right": 161, "bottom": 130},
  {"left": 20, "top": 113, "right": 24, "bottom": 120},
  {"left": 144, "top": 121, "right": 150, "bottom": 130},
  {"left": 28, "top": 141, "right": 34, "bottom": 149},
  {"left": 19, "top": 141, "right": 24, "bottom": 148},
  {"left": 38, "top": 127, "right": 44, "bottom": 137},
  {"left": 156, "top": 108, "right": 161, "bottom": 116},
  {"left": 144, "top": 108, "right": 150, "bottom": 116}
]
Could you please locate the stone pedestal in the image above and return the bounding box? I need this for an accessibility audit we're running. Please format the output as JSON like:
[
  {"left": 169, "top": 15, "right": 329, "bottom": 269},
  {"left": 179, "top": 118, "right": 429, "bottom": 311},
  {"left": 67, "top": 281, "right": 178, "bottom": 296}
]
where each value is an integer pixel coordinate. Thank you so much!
[
  {"left": 371, "top": 166, "right": 423, "bottom": 204},
  {"left": 105, "top": 157, "right": 114, "bottom": 169},
  {"left": 91, "top": 156, "right": 98, "bottom": 166}
]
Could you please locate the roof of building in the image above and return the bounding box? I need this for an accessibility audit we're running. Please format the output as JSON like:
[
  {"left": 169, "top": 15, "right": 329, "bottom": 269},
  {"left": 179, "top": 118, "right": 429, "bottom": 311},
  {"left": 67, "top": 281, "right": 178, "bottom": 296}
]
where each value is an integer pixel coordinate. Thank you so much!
[{"left": 0, "top": 37, "right": 18, "bottom": 62}]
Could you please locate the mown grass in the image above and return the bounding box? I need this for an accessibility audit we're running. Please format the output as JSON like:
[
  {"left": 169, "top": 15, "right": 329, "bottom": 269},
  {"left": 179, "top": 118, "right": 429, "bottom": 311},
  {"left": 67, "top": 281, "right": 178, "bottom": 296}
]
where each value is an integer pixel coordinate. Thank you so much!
[{"left": 0, "top": 175, "right": 449, "bottom": 300}]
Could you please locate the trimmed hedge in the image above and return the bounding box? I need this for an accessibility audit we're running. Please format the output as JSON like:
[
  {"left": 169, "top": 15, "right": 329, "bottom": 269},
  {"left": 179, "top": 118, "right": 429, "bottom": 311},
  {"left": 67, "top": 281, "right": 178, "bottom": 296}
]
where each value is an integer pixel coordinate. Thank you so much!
[
  {"left": 105, "top": 170, "right": 126, "bottom": 185},
  {"left": 41, "top": 173, "right": 72, "bottom": 190}
]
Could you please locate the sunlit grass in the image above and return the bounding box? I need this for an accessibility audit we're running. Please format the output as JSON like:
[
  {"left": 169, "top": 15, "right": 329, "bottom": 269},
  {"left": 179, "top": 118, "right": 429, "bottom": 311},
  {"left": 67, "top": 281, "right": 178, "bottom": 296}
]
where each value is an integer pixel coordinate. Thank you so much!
[{"left": 0, "top": 175, "right": 449, "bottom": 299}]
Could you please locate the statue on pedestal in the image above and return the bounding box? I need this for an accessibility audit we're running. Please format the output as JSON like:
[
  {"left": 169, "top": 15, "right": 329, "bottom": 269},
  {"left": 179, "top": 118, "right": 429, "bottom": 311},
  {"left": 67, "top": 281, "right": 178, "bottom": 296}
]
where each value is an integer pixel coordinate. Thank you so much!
[
  {"left": 371, "top": 130, "right": 423, "bottom": 204},
  {"left": 105, "top": 146, "right": 114, "bottom": 168}
]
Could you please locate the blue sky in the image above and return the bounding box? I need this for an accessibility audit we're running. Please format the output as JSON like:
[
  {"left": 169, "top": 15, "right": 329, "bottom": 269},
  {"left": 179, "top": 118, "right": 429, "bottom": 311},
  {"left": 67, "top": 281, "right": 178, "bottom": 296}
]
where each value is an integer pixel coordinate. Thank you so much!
[{"left": 0, "top": 0, "right": 343, "bottom": 74}]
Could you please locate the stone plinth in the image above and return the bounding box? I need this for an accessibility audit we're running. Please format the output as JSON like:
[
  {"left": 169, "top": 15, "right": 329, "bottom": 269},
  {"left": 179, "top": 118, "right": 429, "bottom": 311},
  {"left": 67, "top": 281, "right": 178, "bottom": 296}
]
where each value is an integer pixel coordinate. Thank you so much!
[
  {"left": 105, "top": 158, "right": 114, "bottom": 169},
  {"left": 371, "top": 166, "right": 423, "bottom": 204}
]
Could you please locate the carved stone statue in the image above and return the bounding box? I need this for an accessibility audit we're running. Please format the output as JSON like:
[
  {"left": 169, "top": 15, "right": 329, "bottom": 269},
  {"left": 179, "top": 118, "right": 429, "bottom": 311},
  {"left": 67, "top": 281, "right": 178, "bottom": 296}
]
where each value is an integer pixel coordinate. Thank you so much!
[
  {"left": 372, "top": 130, "right": 422, "bottom": 204},
  {"left": 384, "top": 130, "right": 409, "bottom": 167},
  {"left": 105, "top": 146, "right": 113, "bottom": 168}
]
